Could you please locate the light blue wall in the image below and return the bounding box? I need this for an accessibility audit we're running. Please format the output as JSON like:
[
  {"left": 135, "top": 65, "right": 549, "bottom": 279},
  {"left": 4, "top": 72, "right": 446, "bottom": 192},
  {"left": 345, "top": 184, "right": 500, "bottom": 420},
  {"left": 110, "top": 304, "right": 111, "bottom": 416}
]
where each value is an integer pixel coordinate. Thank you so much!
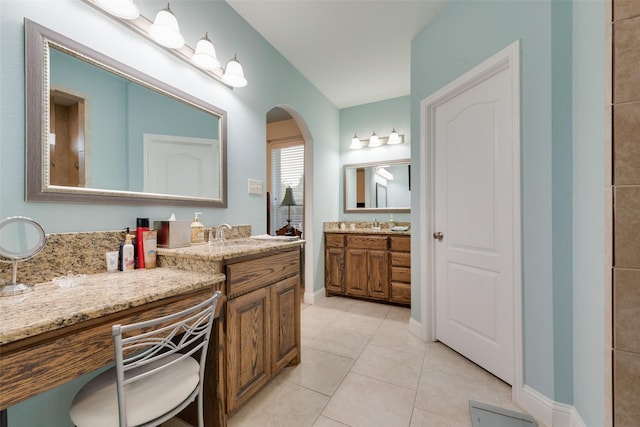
[
  {"left": 1, "top": 1, "right": 339, "bottom": 425},
  {"left": 410, "top": 0, "right": 606, "bottom": 423},
  {"left": 572, "top": 0, "right": 606, "bottom": 425},
  {"left": 339, "top": 95, "right": 411, "bottom": 223}
]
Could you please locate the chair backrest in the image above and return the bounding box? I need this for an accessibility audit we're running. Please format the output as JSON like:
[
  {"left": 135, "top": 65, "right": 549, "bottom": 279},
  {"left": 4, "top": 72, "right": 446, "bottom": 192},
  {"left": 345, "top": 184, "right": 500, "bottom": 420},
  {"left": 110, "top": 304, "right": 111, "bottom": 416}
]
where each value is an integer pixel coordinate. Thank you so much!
[{"left": 112, "top": 290, "right": 222, "bottom": 426}]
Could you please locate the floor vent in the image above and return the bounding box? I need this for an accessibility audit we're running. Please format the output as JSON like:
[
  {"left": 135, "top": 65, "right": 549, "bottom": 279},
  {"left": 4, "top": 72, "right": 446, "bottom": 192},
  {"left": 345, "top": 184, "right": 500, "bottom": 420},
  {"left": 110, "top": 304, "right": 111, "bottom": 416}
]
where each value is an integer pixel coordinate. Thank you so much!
[{"left": 469, "top": 400, "right": 537, "bottom": 426}]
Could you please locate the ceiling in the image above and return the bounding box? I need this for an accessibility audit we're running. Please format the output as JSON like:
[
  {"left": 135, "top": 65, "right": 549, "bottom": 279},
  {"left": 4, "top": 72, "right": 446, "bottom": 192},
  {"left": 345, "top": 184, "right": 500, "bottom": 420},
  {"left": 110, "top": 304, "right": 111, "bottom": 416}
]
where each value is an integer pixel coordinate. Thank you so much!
[{"left": 226, "top": 0, "right": 447, "bottom": 109}]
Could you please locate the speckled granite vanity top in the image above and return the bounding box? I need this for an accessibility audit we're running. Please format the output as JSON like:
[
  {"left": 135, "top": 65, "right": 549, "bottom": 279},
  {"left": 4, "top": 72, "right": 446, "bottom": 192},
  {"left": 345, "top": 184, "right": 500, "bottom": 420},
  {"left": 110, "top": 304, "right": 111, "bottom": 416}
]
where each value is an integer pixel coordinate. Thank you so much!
[
  {"left": 159, "top": 237, "right": 303, "bottom": 257},
  {"left": 0, "top": 268, "right": 224, "bottom": 345},
  {"left": 323, "top": 222, "right": 411, "bottom": 236}
]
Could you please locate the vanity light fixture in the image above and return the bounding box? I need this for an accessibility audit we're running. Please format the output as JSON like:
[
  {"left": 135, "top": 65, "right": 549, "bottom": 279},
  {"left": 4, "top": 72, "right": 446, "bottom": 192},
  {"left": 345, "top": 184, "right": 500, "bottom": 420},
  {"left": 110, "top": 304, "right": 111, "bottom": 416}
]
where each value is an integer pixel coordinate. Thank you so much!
[
  {"left": 387, "top": 128, "right": 401, "bottom": 145},
  {"left": 192, "top": 33, "right": 220, "bottom": 70},
  {"left": 368, "top": 131, "right": 382, "bottom": 148},
  {"left": 149, "top": 3, "right": 185, "bottom": 49},
  {"left": 222, "top": 55, "right": 247, "bottom": 88},
  {"left": 349, "top": 129, "right": 405, "bottom": 149},
  {"left": 82, "top": 0, "right": 248, "bottom": 88},
  {"left": 95, "top": 0, "right": 139, "bottom": 19},
  {"left": 349, "top": 133, "right": 363, "bottom": 150}
]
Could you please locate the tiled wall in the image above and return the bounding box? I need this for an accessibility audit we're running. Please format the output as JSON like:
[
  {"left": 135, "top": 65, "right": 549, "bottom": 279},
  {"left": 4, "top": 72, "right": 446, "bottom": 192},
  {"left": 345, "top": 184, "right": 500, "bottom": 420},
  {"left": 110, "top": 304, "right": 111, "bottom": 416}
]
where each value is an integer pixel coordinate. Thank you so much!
[{"left": 612, "top": 1, "right": 640, "bottom": 425}]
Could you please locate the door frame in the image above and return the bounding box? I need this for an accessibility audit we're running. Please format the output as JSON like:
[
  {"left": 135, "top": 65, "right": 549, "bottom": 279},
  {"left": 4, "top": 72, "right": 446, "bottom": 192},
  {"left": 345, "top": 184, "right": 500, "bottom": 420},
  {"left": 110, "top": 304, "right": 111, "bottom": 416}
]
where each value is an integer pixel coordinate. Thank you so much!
[{"left": 418, "top": 40, "right": 522, "bottom": 399}]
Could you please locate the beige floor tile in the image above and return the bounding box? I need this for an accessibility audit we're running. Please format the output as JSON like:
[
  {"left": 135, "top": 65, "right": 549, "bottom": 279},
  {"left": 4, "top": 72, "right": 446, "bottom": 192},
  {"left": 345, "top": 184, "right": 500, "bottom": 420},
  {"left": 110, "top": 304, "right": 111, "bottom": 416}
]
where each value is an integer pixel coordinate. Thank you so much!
[
  {"left": 312, "top": 415, "right": 350, "bottom": 427},
  {"left": 423, "top": 342, "right": 500, "bottom": 385},
  {"left": 383, "top": 305, "right": 412, "bottom": 327},
  {"left": 351, "top": 343, "right": 423, "bottom": 390},
  {"left": 410, "top": 407, "right": 471, "bottom": 427},
  {"left": 347, "top": 298, "right": 392, "bottom": 318},
  {"left": 370, "top": 323, "right": 427, "bottom": 356},
  {"left": 316, "top": 296, "right": 354, "bottom": 310},
  {"left": 307, "top": 325, "right": 371, "bottom": 359},
  {"left": 322, "top": 372, "right": 415, "bottom": 427},
  {"left": 332, "top": 311, "right": 385, "bottom": 335},
  {"left": 280, "top": 346, "right": 354, "bottom": 396},
  {"left": 229, "top": 379, "right": 329, "bottom": 427}
]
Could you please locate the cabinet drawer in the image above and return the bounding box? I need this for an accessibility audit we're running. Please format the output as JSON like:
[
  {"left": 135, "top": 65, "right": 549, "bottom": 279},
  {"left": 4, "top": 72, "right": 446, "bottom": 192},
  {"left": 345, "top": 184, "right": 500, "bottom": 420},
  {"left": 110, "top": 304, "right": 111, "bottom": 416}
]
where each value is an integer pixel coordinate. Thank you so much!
[
  {"left": 346, "top": 235, "right": 387, "bottom": 250},
  {"left": 226, "top": 250, "right": 299, "bottom": 298},
  {"left": 389, "top": 236, "right": 410, "bottom": 252},
  {"left": 325, "top": 233, "right": 345, "bottom": 248},
  {"left": 391, "top": 266, "right": 411, "bottom": 283},
  {"left": 390, "top": 282, "right": 411, "bottom": 304},
  {"left": 390, "top": 252, "right": 410, "bottom": 267}
]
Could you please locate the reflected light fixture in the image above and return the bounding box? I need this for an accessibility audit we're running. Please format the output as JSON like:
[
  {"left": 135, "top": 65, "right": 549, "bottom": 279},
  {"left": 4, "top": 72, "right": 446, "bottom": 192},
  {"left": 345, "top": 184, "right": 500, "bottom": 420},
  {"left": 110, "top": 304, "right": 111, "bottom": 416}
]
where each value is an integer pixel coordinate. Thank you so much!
[
  {"left": 387, "top": 128, "right": 401, "bottom": 145},
  {"left": 192, "top": 32, "right": 220, "bottom": 70},
  {"left": 222, "top": 55, "right": 247, "bottom": 88},
  {"left": 95, "top": 0, "right": 140, "bottom": 19},
  {"left": 149, "top": 3, "right": 185, "bottom": 49},
  {"left": 368, "top": 131, "right": 381, "bottom": 148},
  {"left": 349, "top": 133, "right": 362, "bottom": 149}
]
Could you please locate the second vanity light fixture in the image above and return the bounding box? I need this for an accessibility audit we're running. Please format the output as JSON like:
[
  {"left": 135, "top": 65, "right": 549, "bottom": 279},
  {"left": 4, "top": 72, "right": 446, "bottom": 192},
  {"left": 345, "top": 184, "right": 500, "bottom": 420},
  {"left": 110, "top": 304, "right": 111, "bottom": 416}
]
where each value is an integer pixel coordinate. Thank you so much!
[
  {"left": 84, "top": 0, "right": 247, "bottom": 88},
  {"left": 350, "top": 128, "right": 404, "bottom": 149}
]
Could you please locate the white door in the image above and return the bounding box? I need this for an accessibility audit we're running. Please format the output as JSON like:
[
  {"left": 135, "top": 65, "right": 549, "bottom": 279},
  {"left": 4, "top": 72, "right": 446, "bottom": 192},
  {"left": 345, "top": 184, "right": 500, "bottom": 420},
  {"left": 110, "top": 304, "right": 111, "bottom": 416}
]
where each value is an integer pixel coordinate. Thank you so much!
[{"left": 432, "top": 54, "right": 518, "bottom": 385}]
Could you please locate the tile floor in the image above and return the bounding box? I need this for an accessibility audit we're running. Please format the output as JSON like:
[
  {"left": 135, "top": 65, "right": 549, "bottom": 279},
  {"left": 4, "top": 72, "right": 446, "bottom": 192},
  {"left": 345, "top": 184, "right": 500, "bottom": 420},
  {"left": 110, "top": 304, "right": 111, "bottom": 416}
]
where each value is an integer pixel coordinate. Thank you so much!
[{"left": 168, "top": 296, "right": 544, "bottom": 427}]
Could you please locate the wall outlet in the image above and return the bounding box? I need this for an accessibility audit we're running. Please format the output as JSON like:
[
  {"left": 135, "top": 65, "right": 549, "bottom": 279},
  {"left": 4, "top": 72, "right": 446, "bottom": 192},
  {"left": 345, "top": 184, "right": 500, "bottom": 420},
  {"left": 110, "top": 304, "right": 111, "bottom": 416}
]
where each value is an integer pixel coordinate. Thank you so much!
[{"left": 248, "top": 179, "right": 263, "bottom": 195}]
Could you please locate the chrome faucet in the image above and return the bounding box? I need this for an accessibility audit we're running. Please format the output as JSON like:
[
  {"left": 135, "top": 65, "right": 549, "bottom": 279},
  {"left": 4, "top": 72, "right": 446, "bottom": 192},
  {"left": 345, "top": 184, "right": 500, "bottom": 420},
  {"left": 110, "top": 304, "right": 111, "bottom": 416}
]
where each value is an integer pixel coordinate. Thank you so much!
[{"left": 214, "top": 223, "right": 232, "bottom": 242}]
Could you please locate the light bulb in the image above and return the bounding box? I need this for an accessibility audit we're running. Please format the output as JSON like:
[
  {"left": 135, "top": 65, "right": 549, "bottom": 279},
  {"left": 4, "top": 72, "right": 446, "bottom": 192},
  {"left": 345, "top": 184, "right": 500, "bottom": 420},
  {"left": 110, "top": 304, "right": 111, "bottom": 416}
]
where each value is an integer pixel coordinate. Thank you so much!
[
  {"left": 148, "top": 3, "right": 184, "bottom": 49},
  {"left": 222, "top": 55, "right": 247, "bottom": 87},
  {"left": 95, "top": 0, "right": 140, "bottom": 19},
  {"left": 349, "top": 133, "right": 362, "bottom": 149},
  {"left": 192, "top": 33, "right": 220, "bottom": 70},
  {"left": 387, "top": 128, "right": 401, "bottom": 145},
  {"left": 368, "top": 131, "right": 381, "bottom": 148}
]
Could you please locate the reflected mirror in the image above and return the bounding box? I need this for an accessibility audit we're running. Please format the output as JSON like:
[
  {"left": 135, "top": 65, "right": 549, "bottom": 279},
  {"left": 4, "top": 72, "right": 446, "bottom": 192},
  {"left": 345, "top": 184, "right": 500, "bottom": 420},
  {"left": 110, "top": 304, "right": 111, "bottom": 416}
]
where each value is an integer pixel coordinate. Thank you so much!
[
  {"left": 344, "top": 159, "right": 411, "bottom": 213},
  {"left": 25, "top": 19, "right": 227, "bottom": 207},
  {"left": 0, "top": 216, "right": 47, "bottom": 296}
]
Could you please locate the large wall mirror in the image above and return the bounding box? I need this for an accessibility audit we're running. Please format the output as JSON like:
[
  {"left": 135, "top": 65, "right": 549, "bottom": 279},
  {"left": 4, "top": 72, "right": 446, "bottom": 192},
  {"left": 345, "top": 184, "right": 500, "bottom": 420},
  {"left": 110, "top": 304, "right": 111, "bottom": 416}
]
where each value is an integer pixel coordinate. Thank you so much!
[
  {"left": 344, "top": 159, "right": 411, "bottom": 213},
  {"left": 25, "top": 19, "right": 227, "bottom": 207}
]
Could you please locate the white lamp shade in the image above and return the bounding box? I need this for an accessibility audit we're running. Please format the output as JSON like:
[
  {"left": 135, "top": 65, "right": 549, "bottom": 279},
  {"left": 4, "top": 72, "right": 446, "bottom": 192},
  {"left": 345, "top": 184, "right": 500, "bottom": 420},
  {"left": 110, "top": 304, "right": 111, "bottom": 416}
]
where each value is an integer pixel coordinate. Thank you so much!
[
  {"left": 149, "top": 4, "right": 184, "bottom": 49},
  {"left": 192, "top": 33, "right": 220, "bottom": 70},
  {"left": 222, "top": 55, "right": 247, "bottom": 87},
  {"left": 349, "top": 134, "right": 362, "bottom": 149},
  {"left": 387, "top": 128, "right": 401, "bottom": 144},
  {"left": 95, "top": 0, "right": 140, "bottom": 19},
  {"left": 368, "top": 132, "right": 381, "bottom": 147}
]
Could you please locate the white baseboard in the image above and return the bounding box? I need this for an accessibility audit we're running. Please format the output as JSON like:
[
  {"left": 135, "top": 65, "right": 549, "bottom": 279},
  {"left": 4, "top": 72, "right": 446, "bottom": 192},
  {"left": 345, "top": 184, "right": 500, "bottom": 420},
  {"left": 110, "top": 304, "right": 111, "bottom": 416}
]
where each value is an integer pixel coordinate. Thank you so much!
[
  {"left": 409, "top": 316, "right": 427, "bottom": 341},
  {"left": 303, "top": 287, "right": 325, "bottom": 305},
  {"left": 518, "top": 385, "right": 587, "bottom": 427}
]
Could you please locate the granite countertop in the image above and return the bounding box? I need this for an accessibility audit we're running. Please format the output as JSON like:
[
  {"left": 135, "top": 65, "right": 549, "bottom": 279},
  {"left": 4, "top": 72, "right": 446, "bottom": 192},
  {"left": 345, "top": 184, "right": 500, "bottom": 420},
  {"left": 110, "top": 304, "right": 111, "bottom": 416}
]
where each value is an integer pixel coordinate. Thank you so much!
[
  {"left": 0, "top": 268, "right": 224, "bottom": 345},
  {"left": 157, "top": 237, "right": 305, "bottom": 261},
  {"left": 323, "top": 224, "right": 411, "bottom": 236}
]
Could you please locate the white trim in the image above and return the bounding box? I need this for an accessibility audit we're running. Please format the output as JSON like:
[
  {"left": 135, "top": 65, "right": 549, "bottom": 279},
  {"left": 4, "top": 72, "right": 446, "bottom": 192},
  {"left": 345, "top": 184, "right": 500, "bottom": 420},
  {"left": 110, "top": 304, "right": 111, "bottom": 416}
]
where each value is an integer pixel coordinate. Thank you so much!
[
  {"left": 418, "top": 40, "right": 522, "bottom": 396},
  {"left": 409, "top": 317, "right": 425, "bottom": 341},
  {"left": 304, "top": 287, "right": 325, "bottom": 305},
  {"left": 519, "top": 385, "right": 588, "bottom": 427}
]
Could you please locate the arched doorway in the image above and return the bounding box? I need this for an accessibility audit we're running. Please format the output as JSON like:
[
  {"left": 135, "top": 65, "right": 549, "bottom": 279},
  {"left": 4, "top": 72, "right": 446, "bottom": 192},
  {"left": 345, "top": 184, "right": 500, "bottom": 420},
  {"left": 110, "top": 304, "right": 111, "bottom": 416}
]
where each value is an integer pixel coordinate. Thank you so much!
[{"left": 266, "top": 106, "right": 313, "bottom": 303}]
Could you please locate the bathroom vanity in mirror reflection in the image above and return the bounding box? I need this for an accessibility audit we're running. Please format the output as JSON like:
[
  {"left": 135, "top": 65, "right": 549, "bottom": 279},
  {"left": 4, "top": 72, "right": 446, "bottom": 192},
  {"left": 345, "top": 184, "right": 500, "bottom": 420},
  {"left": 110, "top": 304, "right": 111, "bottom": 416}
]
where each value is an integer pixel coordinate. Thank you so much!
[
  {"left": 344, "top": 159, "right": 411, "bottom": 213},
  {"left": 25, "top": 19, "right": 227, "bottom": 207}
]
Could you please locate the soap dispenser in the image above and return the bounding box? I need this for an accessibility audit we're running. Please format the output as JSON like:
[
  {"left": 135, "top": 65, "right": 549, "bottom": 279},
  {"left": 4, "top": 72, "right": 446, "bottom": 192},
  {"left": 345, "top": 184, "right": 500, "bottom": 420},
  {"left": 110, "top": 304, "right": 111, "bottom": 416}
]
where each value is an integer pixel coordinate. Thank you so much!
[
  {"left": 121, "top": 234, "right": 135, "bottom": 271},
  {"left": 388, "top": 214, "right": 396, "bottom": 230},
  {"left": 191, "top": 212, "right": 205, "bottom": 244}
]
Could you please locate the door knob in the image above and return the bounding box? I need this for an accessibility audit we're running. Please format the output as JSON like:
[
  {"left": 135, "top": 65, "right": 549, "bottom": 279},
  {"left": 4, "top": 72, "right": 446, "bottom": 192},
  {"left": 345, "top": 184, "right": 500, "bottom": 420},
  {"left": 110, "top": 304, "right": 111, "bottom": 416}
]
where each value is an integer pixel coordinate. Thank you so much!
[{"left": 433, "top": 231, "right": 444, "bottom": 241}]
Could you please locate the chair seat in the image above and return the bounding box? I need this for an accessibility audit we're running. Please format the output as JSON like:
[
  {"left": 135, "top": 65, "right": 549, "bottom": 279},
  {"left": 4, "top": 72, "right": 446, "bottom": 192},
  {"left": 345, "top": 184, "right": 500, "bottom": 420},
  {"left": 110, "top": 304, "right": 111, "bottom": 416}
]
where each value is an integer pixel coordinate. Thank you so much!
[{"left": 70, "top": 353, "right": 199, "bottom": 427}]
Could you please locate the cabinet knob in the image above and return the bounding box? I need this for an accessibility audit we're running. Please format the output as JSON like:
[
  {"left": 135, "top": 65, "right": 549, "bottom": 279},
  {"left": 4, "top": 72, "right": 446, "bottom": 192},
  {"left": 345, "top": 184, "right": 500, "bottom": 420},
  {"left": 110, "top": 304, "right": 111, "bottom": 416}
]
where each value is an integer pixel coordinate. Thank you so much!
[{"left": 433, "top": 231, "right": 444, "bottom": 241}]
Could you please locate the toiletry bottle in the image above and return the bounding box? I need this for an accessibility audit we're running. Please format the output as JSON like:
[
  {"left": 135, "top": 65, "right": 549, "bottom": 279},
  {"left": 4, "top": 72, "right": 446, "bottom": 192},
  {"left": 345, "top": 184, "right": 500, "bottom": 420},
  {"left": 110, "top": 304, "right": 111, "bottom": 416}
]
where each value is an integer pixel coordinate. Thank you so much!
[
  {"left": 118, "top": 227, "right": 130, "bottom": 271},
  {"left": 136, "top": 218, "right": 149, "bottom": 269},
  {"left": 121, "top": 234, "right": 135, "bottom": 271},
  {"left": 389, "top": 214, "right": 396, "bottom": 229},
  {"left": 191, "top": 212, "right": 205, "bottom": 244},
  {"left": 372, "top": 218, "right": 379, "bottom": 229}
]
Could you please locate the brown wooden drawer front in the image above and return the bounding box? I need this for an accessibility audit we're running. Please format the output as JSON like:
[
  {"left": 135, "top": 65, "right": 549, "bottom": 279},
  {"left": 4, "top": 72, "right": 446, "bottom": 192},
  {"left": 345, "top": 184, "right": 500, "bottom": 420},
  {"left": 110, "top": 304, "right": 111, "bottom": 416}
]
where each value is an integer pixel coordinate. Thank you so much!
[
  {"left": 391, "top": 266, "right": 411, "bottom": 283},
  {"left": 389, "top": 236, "right": 410, "bottom": 252},
  {"left": 325, "top": 233, "right": 345, "bottom": 248},
  {"left": 391, "top": 252, "right": 410, "bottom": 267},
  {"left": 390, "top": 282, "right": 411, "bottom": 304},
  {"left": 227, "top": 250, "right": 299, "bottom": 298},
  {"left": 346, "top": 235, "right": 387, "bottom": 250}
]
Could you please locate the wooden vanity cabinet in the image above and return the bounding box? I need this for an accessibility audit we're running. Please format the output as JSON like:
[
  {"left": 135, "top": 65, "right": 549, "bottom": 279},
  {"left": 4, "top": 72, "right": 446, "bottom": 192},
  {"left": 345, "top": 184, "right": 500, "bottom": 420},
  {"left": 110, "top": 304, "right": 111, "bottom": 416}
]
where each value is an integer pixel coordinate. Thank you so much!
[
  {"left": 325, "top": 232, "right": 410, "bottom": 306},
  {"left": 389, "top": 236, "right": 411, "bottom": 305},
  {"left": 325, "top": 233, "right": 345, "bottom": 293},
  {"left": 224, "top": 248, "right": 301, "bottom": 414},
  {"left": 345, "top": 235, "right": 388, "bottom": 300}
]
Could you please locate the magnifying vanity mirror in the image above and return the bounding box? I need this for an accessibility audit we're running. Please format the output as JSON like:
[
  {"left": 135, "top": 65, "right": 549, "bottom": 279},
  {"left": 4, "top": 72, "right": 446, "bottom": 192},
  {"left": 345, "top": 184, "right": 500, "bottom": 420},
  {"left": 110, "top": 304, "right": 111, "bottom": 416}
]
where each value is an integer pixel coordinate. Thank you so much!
[
  {"left": 0, "top": 216, "right": 47, "bottom": 296},
  {"left": 25, "top": 19, "right": 227, "bottom": 207},
  {"left": 344, "top": 159, "right": 411, "bottom": 213}
]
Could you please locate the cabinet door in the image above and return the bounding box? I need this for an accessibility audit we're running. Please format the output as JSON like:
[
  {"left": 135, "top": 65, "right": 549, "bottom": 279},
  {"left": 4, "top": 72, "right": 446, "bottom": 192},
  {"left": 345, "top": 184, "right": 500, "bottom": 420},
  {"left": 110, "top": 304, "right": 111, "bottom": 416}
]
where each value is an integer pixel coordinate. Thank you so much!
[
  {"left": 367, "top": 249, "right": 389, "bottom": 300},
  {"left": 226, "top": 287, "right": 270, "bottom": 413},
  {"left": 271, "top": 275, "right": 301, "bottom": 375},
  {"left": 345, "top": 248, "right": 368, "bottom": 296},
  {"left": 325, "top": 247, "right": 345, "bottom": 293}
]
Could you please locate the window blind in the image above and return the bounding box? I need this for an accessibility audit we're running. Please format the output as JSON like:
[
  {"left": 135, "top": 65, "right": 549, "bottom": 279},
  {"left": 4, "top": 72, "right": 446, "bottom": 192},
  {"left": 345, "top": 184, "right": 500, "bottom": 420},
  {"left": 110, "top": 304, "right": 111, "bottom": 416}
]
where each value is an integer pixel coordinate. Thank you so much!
[{"left": 270, "top": 144, "right": 304, "bottom": 234}]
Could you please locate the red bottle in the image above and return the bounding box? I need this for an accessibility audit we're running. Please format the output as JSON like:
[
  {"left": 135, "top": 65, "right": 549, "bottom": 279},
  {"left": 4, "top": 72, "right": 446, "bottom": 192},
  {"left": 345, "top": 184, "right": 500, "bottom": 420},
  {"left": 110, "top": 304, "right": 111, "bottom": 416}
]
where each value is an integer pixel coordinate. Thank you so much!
[{"left": 136, "top": 218, "right": 149, "bottom": 269}]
